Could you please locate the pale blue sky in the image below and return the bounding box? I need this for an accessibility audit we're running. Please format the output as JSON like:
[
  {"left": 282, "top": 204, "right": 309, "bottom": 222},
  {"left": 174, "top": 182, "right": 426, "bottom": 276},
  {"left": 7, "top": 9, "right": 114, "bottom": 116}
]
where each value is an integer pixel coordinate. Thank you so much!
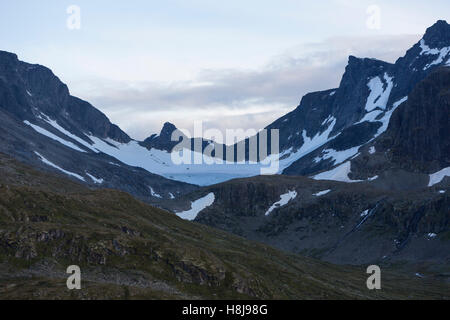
[{"left": 1, "top": 1, "right": 449, "bottom": 139}]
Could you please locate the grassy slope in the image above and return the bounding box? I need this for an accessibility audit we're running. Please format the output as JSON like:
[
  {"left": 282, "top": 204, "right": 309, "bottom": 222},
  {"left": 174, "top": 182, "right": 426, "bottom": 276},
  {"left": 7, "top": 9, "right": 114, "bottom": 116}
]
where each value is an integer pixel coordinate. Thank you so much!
[{"left": 0, "top": 153, "right": 448, "bottom": 300}]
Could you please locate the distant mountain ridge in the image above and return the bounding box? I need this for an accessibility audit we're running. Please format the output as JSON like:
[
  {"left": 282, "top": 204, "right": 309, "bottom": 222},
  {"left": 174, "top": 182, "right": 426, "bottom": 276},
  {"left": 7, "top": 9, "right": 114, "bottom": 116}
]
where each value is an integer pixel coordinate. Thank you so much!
[
  {"left": 140, "top": 20, "right": 450, "bottom": 182},
  {"left": 0, "top": 51, "right": 197, "bottom": 202},
  {"left": 0, "top": 20, "right": 449, "bottom": 192}
]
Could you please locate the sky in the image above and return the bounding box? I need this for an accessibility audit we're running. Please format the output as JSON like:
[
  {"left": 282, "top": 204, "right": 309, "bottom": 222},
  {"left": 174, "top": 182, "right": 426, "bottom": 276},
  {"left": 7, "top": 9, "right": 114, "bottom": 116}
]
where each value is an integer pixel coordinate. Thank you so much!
[{"left": 0, "top": 0, "right": 449, "bottom": 139}]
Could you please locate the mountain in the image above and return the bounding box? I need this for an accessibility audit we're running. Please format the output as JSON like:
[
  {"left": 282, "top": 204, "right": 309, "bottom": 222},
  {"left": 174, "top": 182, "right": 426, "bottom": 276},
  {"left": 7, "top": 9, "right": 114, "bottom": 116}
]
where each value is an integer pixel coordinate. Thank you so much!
[
  {"left": 3, "top": 151, "right": 448, "bottom": 299},
  {"left": 0, "top": 20, "right": 449, "bottom": 299},
  {"left": 278, "top": 20, "right": 450, "bottom": 177},
  {"left": 1, "top": 21, "right": 448, "bottom": 189},
  {"left": 160, "top": 49, "right": 450, "bottom": 269},
  {"left": 0, "top": 51, "right": 198, "bottom": 202},
  {"left": 140, "top": 20, "right": 450, "bottom": 185}
]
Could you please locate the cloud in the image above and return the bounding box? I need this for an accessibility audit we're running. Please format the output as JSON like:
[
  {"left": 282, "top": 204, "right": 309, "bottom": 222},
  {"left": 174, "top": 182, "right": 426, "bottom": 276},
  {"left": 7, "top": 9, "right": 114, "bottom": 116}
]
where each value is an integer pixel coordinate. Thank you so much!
[{"left": 76, "top": 34, "right": 420, "bottom": 140}]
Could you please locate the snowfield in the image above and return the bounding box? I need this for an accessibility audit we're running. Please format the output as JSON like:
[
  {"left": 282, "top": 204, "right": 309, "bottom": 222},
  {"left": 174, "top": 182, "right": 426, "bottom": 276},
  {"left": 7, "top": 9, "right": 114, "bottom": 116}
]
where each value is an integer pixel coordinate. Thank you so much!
[
  {"left": 314, "top": 146, "right": 361, "bottom": 166},
  {"left": 428, "top": 167, "right": 450, "bottom": 186},
  {"left": 149, "top": 186, "right": 162, "bottom": 198},
  {"left": 176, "top": 193, "right": 215, "bottom": 221},
  {"left": 34, "top": 152, "right": 85, "bottom": 181},
  {"left": 24, "top": 121, "right": 86, "bottom": 153},
  {"left": 420, "top": 39, "right": 450, "bottom": 70},
  {"left": 365, "top": 73, "right": 394, "bottom": 112},
  {"left": 312, "top": 161, "right": 362, "bottom": 183},
  {"left": 86, "top": 172, "right": 104, "bottom": 184},
  {"left": 313, "top": 189, "right": 331, "bottom": 197},
  {"left": 265, "top": 190, "right": 297, "bottom": 216}
]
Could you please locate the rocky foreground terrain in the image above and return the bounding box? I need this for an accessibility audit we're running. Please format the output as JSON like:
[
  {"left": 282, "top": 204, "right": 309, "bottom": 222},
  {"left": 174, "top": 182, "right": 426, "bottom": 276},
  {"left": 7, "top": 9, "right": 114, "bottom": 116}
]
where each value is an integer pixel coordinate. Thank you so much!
[{"left": 0, "top": 153, "right": 448, "bottom": 299}]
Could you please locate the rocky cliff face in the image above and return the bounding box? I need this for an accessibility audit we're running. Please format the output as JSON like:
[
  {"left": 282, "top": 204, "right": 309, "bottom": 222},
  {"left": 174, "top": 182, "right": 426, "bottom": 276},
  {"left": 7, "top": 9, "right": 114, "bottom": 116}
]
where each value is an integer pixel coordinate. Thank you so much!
[
  {"left": 0, "top": 51, "right": 197, "bottom": 202},
  {"left": 0, "top": 51, "right": 130, "bottom": 143},
  {"left": 276, "top": 20, "right": 450, "bottom": 176},
  {"left": 379, "top": 67, "right": 450, "bottom": 171}
]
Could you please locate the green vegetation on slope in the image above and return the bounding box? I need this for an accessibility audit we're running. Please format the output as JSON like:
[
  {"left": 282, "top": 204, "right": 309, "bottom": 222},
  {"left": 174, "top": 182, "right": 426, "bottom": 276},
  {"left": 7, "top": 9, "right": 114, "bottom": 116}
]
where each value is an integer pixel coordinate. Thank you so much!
[{"left": 0, "top": 153, "right": 448, "bottom": 299}]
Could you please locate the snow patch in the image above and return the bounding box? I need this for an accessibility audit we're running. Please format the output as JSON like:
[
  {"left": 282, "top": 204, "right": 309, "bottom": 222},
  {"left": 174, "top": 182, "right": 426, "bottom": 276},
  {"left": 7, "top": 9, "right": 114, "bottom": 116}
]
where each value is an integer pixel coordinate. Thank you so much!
[
  {"left": 314, "top": 146, "right": 361, "bottom": 165},
  {"left": 373, "top": 96, "right": 408, "bottom": 138},
  {"left": 368, "top": 175, "right": 378, "bottom": 181},
  {"left": 279, "top": 118, "right": 337, "bottom": 170},
  {"left": 265, "top": 190, "right": 297, "bottom": 216},
  {"left": 369, "top": 146, "right": 376, "bottom": 154},
  {"left": 40, "top": 114, "right": 98, "bottom": 153},
  {"left": 24, "top": 121, "right": 86, "bottom": 153},
  {"left": 313, "top": 189, "right": 331, "bottom": 197},
  {"left": 86, "top": 173, "right": 104, "bottom": 184},
  {"left": 176, "top": 193, "right": 215, "bottom": 221},
  {"left": 365, "top": 73, "right": 394, "bottom": 112},
  {"left": 360, "top": 210, "right": 369, "bottom": 217},
  {"left": 313, "top": 161, "right": 362, "bottom": 183},
  {"left": 169, "top": 192, "right": 176, "bottom": 199},
  {"left": 428, "top": 167, "right": 450, "bottom": 187},
  {"left": 427, "top": 233, "right": 437, "bottom": 239},
  {"left": 34, "top": 152, "right": 85, "bottom": 181},
  {"left": 149, "top": 186, "right": 162, "bottom": 198},
  {"left": 419, "top": 39, "right": 450, "bottom": 70},
  {"left": 357, "top": 110, "right": 383, "bottom": 123}
]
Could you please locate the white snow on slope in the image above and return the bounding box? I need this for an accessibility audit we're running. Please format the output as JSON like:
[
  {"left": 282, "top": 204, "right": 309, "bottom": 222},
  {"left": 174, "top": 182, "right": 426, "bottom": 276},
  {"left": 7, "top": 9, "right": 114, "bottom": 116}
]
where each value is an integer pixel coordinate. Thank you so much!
[
  {"left": 39, "top": 114, "right": 98, "bottom": 153},
  {"left": 176, "top": 193, "right": 215, "bottom": 221},
  {"left": 313, "top": 189, "right": 331, "bottom": 197},
  {"left": 169, "top": 192, "right": 176, "bottom": 199},
  {"left": 373, "top": 96, "right": 408, "bottom": 138},
  {"left": 419, "top": 39, "right": 450, "bottom": 70},
  {"left": 24, "top": 121, "right": 86, "bottom": 153},
  {"left": 312, "top": 161, "right": 362, "bottom": 183},
  {"left": 86, "top": 173, "right": 104, "bottom": 184},
  {"left": 369, "top": 146, "right": 376, "bottom": 154},
  {"left": 428, "top": 167, "right": 450, "bottom": 187},
  {"left": 358, "top": 96, "right": 407, "bottom": 141},
  {"left": 265, "top": 190, "right": 297, "bottom": 216},
  {"left": 73, "top": 116, "right": 337, "bottom": 186},
  {"left": 280, "top": 117, "right": 337, "bottom": 169},
  {"left": 427, "top": 233, "right": 437, "bottom": 239},
  {"left": 365, "top": 73, "right": 394, "bottom": 112},
  {"left": 85, "top": 135, "right": 265, "bottom": 186},
  {"left": 360, "top": 210, "right": 369, "bottom": 217},
  {"left": 149, "top": 186, "right": 162, "bottom": 198},
  {"left": 314, "top": 146, "right": 361, "bottom": 166},
  {"left": 34, "top": 152, "right": 85, "bottom": 181},
  {"left": 357, "top": 109, "right": 383, "bottom": 123}
]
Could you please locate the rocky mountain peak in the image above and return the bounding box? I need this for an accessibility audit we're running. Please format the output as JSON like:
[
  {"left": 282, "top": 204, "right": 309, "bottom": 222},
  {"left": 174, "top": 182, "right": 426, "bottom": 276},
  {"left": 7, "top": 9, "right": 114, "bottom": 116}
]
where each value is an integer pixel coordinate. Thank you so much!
[
  {"left": 160, "top": 122, "right": 177, "bottom": 137},
  {"left": 0, "top": 50, "right": 18, "bottom": 68},
  {"left": 142, "top": 122, "right": 183, "bottom": 152},
  {"left": 422, "top": 20, "right": 450, "bottom": 48}
]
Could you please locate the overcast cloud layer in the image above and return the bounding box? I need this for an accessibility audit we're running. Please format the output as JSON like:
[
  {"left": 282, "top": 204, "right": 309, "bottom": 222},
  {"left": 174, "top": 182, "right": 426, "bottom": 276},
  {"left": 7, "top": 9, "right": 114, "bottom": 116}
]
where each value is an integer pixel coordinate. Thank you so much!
[
  {"left": 79, "top": 34, "right": 420, "bottom": 139},
  {"left": 1, "top": 1, "right": 447, "bottom": 140}
]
